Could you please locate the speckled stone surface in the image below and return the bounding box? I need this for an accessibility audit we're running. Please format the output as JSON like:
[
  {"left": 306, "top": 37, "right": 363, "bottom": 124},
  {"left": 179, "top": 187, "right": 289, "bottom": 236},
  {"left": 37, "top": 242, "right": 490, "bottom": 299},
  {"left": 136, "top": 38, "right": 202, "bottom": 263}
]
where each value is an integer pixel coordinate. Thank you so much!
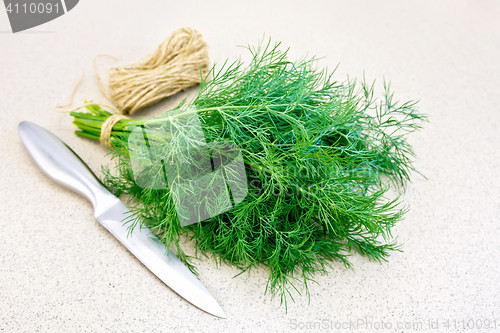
[{"left": 1, "top": 1, "right": 499, "bottom": 332}]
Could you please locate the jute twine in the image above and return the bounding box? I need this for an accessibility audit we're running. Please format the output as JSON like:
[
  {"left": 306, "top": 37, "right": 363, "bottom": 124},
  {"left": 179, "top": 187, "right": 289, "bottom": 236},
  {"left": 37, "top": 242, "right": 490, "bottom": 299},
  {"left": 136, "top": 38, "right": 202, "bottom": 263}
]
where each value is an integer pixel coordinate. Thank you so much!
[
  {"left": 54, "top": 74, "right": 121, "bottom": 114},
  {"left": 96, "top": 27, "right": 209, "bottom": 115},
  {"left": 99, "top": 114, "right": 129, "bottom": 147},
  {"left": 56, "top": 27, "right": 209, "bottom": 146}
]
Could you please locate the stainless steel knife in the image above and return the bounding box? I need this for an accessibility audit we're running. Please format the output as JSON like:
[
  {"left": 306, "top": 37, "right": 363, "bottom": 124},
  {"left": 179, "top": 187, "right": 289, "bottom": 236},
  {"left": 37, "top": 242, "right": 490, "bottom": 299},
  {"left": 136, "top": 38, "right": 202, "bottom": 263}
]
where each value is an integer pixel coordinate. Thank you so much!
[{"left": 18, "top": 121, "right": 226, "bottom": 318}]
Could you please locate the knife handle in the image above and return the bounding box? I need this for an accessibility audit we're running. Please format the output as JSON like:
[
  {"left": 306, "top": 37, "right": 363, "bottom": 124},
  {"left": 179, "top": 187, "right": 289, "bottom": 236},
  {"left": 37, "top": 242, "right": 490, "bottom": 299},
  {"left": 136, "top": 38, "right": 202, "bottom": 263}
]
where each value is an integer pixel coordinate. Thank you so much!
[{"left": 18, "top": 121, "right": 116, "bottom": 215}]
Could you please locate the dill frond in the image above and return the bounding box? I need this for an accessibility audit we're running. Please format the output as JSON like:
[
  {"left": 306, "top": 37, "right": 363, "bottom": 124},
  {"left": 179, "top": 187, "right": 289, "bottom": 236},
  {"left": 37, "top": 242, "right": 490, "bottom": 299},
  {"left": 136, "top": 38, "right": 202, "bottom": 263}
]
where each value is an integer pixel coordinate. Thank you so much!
[{"left": 70, "top": 39, "right": 427, "bottom": 306}]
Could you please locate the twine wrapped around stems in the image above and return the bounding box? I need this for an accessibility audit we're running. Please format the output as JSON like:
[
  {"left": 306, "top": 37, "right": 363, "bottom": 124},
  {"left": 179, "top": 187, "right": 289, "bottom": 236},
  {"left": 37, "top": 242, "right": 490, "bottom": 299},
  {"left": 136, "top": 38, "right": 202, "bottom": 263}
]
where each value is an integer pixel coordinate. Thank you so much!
[
  {"left": 99, "top": 114, "right": 128, "bottom": 146},
  {"left": 96, "top": 27, "right": 210, "bottom": 115}
]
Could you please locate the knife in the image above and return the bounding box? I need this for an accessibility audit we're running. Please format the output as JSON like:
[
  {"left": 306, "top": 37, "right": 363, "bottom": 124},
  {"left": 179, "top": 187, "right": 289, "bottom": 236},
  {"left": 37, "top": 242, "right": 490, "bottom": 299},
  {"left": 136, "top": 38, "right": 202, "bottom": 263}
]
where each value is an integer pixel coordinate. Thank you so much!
[{"left": 18, "top": 121, "right": 226, "bottom": 318}]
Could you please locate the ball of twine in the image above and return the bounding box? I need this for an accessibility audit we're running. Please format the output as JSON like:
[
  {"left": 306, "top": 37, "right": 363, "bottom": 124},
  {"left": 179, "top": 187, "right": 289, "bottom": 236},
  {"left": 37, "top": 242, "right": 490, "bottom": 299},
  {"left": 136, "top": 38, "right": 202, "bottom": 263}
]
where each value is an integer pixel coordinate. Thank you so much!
[{"left": 96, "top": 27, "right": 210, "bottom": 115}]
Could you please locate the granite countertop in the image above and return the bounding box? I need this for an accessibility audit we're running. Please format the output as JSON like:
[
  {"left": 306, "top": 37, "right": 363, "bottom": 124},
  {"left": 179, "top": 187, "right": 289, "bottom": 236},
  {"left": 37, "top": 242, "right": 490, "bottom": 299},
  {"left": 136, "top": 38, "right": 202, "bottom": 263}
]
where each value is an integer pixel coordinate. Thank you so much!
[{"left": 1, "top": 0, "right": 499, "bottom": 332}]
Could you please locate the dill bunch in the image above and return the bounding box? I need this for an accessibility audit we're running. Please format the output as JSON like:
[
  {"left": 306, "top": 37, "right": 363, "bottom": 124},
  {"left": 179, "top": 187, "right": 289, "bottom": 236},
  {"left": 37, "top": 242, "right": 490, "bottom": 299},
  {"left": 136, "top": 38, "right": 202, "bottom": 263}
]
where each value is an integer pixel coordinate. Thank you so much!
[{"left": 69, "top": 40, "right": 427, "bottom": 305}]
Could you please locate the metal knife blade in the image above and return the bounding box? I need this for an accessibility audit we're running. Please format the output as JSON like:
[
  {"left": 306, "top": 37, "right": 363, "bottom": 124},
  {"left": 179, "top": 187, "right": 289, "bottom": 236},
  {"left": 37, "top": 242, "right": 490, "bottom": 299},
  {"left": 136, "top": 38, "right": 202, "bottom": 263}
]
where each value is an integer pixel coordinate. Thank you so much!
[{"left": 18, "top": 121, "right": 226, "bottom": 318}]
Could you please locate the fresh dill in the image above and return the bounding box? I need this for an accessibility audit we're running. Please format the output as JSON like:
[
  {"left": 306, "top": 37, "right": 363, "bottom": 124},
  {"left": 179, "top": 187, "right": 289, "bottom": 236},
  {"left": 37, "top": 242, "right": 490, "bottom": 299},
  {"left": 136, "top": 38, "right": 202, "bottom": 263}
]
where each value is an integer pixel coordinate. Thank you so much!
[{"left": 69, "top": 40, "right": 427, "bottom": 307}]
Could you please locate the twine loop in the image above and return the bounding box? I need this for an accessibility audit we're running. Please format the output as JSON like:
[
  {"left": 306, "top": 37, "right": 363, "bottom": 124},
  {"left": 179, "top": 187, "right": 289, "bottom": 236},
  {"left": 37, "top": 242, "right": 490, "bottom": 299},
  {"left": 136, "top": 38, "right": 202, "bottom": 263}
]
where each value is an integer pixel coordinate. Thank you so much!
[{"left": 100, "top": 114, "right": 128, "bottom": 146}]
